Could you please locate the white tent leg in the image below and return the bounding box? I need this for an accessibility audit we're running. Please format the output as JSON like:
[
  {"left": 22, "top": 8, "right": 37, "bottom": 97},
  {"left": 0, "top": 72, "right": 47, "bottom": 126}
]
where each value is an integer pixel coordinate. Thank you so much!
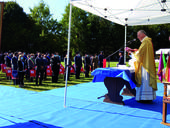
[
  {"left": 64, "top": 2, "right": 72, "bottom": 108},
  {"left": 124, "top": 24, "right": 127, "bottom": 64}
]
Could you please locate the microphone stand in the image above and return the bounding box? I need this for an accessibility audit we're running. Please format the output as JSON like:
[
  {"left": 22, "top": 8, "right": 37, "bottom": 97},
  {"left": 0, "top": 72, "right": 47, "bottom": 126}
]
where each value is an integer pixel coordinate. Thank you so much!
[{"left": 105, "top": 42, "right": 132, "bottom": 67}]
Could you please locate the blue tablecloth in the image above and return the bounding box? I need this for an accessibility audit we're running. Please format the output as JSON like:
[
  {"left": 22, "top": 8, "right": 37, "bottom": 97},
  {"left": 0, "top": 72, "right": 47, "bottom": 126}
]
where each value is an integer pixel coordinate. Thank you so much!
[{"left": 91, "top": 67, "right": 136, "bottom": 89}]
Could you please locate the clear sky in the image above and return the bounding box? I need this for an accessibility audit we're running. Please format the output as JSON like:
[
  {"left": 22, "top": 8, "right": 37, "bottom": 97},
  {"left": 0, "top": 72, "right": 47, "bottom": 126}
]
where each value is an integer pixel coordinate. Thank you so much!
[{"left": 2, "top": 0, "right": 70, "bottom": 21}]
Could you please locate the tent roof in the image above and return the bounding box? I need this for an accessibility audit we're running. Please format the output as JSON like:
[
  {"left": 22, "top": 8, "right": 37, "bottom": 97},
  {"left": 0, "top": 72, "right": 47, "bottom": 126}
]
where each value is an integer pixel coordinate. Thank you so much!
[
  {"left": 71, "top": 0, "right": 170, "bottom": 26},
  {"left": 155, "top": 48, "right": 170, "bottom": 54}
]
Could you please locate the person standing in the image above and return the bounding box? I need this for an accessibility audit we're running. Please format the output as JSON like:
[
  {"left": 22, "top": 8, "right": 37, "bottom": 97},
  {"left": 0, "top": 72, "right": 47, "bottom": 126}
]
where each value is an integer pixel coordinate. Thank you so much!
[
  {"left": 17, "top": 55, "right": 25, "bottom": 88},
  {"left": 117, "top": 51, "right": 124, "bottom": 66},
  {"left": 11, "top": 52, "right": 18, "bottom": 85},
  {"left": 98, "top": 51, "right": 104, "bottom": 68},
  {"left": 50, "top": 52, "right": 61, "bottom": 83},
  {"left": 84, "top": 53, "right": 91, "bottom": 77},
  {"left": 11, "top": 52, "right": 18, "bottom": 70},
  {"left": 42, "top": 54, "right": 47, "bottom": 80},
  {"left": 74, "top": 52, "right": 82, "bottom": 79},
  {"left": 126, "top": 30, "right": 157, "bottom": 102},
  {"left": 27, "top": 54, "right": 35, "bottom": 82},
  {"left": 46, "top": 53, "right": 51, "bottom": 66},
  {"left": 93, "top": 53, "right": 98, "bottom": 70},
  {"left": 5, "top": 52, "right": 12, "bottom": 68},
  {"left": 35, "top": 53, "right": 44, "bottom": 85},
  {"left": 90, "top": 55, "right": 94, "bottom": 72}
]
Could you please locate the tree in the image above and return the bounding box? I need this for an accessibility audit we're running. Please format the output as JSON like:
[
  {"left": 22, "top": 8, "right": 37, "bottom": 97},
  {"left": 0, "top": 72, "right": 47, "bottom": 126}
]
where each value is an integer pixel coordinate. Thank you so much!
[
  {"left": 29, "top": 0, "right": 52, "bottom": 36},
  {"left": 29, "top": 0, "right": 64, "bottom": 53},
  {"left": 60, "top": 4, "right": 125, "bottom": 59},
  {"left": 2, "top": 2, "right": 41, "bottom": 52}
]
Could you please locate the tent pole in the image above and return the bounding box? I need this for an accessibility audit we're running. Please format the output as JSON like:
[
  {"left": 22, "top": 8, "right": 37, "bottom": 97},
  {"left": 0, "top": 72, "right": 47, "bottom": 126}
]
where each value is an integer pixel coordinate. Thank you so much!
[
  {"left": 124, "top": 24, "right": 127, "bottom": 64},
  {"left": 124, "top": 18, "right": 128, "bottom": 64},
  {"left": 64, "top": 2, "right": 72, "bottom": 108}
]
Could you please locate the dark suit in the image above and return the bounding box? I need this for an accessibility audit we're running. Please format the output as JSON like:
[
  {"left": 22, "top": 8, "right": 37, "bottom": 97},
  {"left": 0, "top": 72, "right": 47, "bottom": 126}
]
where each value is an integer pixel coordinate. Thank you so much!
[
  {"left": 46, "top": 55, "right": 51, "bottom": 65},
  {"left": 11, "top": 57, "right": 18, "bottom": 70},
  {"left": 74, "top": 55, "right": 82, "bottom": 79},
  {"left": 43, "top": 58, "right": 47, "bottom": 80},
  {"left": 35, "top": 56, "right": 44, "bottom": 85},
  {"left": 18, "top": 60, "right": 25, "bottom": 86},
  {"left": 27, "top": 57, "right": 35, "bottom": 82},
  {"left": 98, "top": 54, "right": 104, "bottom": 68},
  {"left": 50, "top": 55, "right": 61, "bottom": 83},
  {"left": 11, "top": 56, "right": 18, "bottom": 85},
  {"left": 84, "top": 55, "right": 91, "bottom": 77},
  {"left": 5, "top": 56, "right": 11, "bottom": 67},
  {"left": 118, "top": 56, "right": 124, "bottom": 65}
]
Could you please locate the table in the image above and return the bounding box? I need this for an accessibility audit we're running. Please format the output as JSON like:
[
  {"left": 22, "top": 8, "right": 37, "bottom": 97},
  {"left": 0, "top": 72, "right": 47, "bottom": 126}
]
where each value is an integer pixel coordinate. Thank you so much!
[
  {"left": 91, "top": 67, "right": 136, "bottom": 89},
  {"left": 91, "top": 67, "right": 136, "bottom": 104}
]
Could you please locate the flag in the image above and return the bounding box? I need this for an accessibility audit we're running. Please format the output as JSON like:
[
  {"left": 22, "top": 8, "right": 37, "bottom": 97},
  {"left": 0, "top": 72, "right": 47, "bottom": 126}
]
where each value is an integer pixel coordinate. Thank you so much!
[
  {"left": 162, "top": 52, "right": 167, "bottom": 79},
  {"left": 157, "top": 51, "right": 164, "bottom": 82},
  {"left": 162, "top": 52, "right": 167, "bottom": 68},
  {"left": 165, "top": 55, "right": 170, "bottom": 82},
  {"left": 103, "top": 59, "right": 106, "bottom": 68}
]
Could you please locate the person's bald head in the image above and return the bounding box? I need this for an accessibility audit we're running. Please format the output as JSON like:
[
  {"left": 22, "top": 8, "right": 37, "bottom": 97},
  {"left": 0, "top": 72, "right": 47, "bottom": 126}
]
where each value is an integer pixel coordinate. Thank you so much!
[{"left": 137, "top": 30, "right": 147, "bottom": 41}]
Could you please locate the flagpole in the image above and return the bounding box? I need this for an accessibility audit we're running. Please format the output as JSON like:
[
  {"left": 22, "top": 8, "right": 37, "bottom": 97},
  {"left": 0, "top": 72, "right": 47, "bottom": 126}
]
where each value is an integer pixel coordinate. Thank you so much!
[{"left": 64, "top": 1, "right": 72, "bottom": 108}]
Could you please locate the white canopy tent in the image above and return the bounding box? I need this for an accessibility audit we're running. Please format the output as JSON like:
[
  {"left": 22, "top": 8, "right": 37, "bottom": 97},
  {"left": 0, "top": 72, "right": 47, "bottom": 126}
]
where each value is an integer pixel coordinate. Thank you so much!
[
  {"left": 156, "top": 48, "right": 170, "bottom": 54},
  {"left": 64, "top": 0, "right": 170, "bottom": 107},
  {"left": 71, "top": 0, "right": 170, "bottom": 26}
]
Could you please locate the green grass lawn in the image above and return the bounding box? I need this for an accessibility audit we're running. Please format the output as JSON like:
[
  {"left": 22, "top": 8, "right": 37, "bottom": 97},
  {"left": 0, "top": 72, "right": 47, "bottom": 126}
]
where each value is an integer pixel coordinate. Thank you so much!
[
  {"left": 0, "top": 61, "right": 160, "bottom": 92},
  {"left": 0, "top": 70, "right": 95, "bottom": 92}
]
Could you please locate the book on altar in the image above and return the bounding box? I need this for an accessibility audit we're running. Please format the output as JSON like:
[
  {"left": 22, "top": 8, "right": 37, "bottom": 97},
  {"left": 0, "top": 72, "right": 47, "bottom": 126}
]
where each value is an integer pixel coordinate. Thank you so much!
[{"left": 112, "top": 65, "right": 135, "bottom": 73}]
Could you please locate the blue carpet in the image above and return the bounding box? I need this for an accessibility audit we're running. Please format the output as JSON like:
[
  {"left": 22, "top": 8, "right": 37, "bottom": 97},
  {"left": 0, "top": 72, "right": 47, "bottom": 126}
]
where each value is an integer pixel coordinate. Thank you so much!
[{"left": 0, "top": 83, "right": 169, "bottom": 128}]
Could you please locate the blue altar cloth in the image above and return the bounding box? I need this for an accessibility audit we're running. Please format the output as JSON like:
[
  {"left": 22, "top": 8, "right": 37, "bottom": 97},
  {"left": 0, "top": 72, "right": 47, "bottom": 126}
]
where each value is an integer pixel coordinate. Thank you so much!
[{"left": 91, "top": 67, "right": 136, "bottom": 89}]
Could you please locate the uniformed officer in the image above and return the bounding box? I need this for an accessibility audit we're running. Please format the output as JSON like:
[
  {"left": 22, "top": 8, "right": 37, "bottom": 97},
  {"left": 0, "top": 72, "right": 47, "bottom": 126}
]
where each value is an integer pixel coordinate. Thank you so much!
[
  {"left": 84, "top": 53, "right": 91, "bottom": 77},
  {"left": 74, "top": 52, "right": 82, "bottom": 79},
  {"left": 50, "top": 52, "right": 61, "bottom": 83},
  {"left": 117, "top": 51, "right": 124, "bottom": 65},
  {"left": 98, "top": 51, "right": 104, "bottom": 68},
  {"left": 35, "top": 53, "right": 44, "bottom": 85}
]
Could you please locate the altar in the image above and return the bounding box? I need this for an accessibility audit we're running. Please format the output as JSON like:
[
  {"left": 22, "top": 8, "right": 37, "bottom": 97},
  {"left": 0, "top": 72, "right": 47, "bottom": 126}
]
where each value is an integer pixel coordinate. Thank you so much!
[
  {"left": 91, "top": 67, "right": 136, "bottom": 89},
  {"left": 91, "top": 67, "right": 136, "bottom": 104}
]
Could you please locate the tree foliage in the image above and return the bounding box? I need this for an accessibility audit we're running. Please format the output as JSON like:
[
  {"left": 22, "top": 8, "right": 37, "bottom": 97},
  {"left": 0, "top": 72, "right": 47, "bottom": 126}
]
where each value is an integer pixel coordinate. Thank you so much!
[
  {"left": 2, "top": 2, "right": 41, "bottom": 52},
  {"left": 29, "top": 0, "right": 51, "bottom": 36},
  {"left": 29, "top": 0, "right": 63, "bottom": 53},
  {"left": 61, "top": 4, "right": 170, "bottom": 60},
  {"left": 60, "top": 4, "right": 125, "bottom": 58},
  {"left": 2, "top": 2, "right": 170, "bottom": 60}
]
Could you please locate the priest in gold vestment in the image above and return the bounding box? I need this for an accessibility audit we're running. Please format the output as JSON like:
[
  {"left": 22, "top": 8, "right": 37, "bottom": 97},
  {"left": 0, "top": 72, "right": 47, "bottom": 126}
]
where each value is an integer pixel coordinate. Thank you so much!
[{"left": 127, "top": 30, "right": 157, "bottom": 102}]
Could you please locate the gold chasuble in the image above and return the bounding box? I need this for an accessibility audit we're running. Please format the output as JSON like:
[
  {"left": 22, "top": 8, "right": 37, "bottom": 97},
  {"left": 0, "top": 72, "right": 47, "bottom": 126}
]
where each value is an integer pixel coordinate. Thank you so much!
[{"left": 134, "top": 37, "right": 157, "bottom": 90}]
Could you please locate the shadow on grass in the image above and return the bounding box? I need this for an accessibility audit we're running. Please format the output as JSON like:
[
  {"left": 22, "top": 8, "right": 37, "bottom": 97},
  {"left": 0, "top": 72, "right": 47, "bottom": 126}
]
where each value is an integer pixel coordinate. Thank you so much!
[
  {"left": 23, "top": 86, "right": 51, "bottom": 91},
  {"left": 0, "top": 70, "right": 94, "bottom": 92}
]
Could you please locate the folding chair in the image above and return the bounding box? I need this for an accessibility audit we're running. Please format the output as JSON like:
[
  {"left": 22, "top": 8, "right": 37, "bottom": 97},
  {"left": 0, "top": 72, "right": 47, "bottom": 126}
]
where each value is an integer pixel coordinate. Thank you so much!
[
  {"left": 59, "top": 68, "right": 64, "bottom": 75},
  {"left": 1, "top": 64, "right": 7, "bottom": 73},
  {"left": 30, "top": 69, "right": 36, "bottom": 82},
  {"left": 6, "top": 68, "right": 12, "bottom": 79},
  {"left": 46, "top": 68, "right": 52, "bottom": 76},
  {"left": 70, "top": 66, "right": 75, "bottom": 74},
  {"left": 59, "top": 64, "right": 65, "bottom": 75},
  {"left": 12, "top": 70, "right": 18, "bottom": 85}
]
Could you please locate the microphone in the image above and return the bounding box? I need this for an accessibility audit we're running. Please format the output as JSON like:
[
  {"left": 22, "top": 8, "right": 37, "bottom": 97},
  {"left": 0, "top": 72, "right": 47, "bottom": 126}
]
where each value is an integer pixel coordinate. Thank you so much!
[{"left": 128, "top": 39, "right": 136, "bottom": 44}]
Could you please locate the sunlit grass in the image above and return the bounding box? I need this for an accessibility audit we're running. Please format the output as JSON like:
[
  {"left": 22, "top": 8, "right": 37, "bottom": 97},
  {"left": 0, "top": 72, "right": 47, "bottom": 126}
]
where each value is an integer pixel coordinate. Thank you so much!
[{"left": 0, "top": 61, "right": 160, "bottom": 92}]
